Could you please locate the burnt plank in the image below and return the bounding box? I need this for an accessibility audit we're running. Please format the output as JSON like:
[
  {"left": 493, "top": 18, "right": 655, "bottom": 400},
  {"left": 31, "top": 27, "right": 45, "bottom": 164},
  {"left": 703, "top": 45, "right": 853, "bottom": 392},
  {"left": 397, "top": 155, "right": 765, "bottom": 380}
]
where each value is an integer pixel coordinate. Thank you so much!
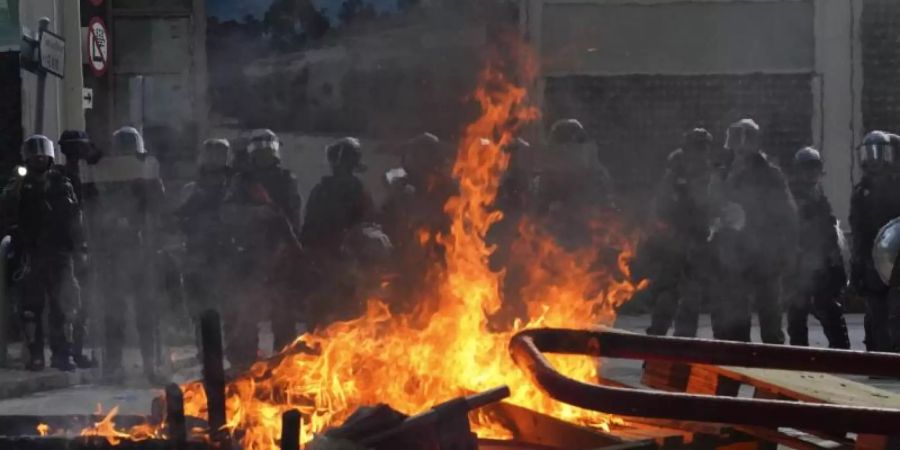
[{"left": 200, "top": 310, "right": 227, "bottom": 441}]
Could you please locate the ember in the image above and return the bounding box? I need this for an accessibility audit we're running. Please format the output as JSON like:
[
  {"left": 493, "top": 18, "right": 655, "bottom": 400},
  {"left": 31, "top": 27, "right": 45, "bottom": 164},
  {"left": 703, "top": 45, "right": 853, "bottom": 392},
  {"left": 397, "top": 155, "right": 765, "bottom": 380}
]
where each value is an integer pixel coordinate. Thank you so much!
[{"left": 178, "top": 42, "right": 644, "bottom": 450}]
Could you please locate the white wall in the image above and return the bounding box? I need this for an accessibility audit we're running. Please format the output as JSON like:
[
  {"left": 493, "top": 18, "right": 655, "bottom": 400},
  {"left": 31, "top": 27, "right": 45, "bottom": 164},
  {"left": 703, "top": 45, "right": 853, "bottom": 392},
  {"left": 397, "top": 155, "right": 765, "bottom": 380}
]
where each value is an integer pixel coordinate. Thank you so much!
[{"left": 813, "top": 0, "right": 863, "bottom": 228}]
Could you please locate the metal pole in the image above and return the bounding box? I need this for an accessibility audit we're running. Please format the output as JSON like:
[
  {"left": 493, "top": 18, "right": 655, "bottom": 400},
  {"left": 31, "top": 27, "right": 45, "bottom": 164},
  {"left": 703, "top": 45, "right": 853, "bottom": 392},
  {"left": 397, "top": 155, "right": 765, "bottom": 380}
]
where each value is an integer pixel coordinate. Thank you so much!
[
  {"left": 33, "top": 18, "right": 51, "bottom": 135},
  {"left": 200, "top": 310, "right": 227, "bottom": 442},
  {"left": 280, "top": 410, "right": 301, "bottom": 450},
  {"left": 165, "top": 384, "right": 187, "bottom": 449}
]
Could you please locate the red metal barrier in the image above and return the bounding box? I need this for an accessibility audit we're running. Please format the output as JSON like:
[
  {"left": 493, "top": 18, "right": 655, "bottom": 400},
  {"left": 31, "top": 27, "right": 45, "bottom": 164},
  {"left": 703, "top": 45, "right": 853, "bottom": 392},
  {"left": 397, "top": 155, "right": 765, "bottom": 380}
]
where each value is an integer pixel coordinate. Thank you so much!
[{"left": 509, "top": 328, "right": 900, "bottom": 435}]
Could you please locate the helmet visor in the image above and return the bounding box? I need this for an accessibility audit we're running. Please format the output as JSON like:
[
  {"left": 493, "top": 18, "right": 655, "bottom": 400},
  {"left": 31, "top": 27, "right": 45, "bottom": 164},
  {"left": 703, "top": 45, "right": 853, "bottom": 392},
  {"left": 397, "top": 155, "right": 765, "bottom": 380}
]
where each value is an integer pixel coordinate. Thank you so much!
[
  {"left": 248, "top": 138, "right": 280, "bottom": 154},
  {"left": 861, "top": 143, "right": 895, "bottom": 166},
  {"left": 22, "top": 137, "right": 55, "bottom": 160}
]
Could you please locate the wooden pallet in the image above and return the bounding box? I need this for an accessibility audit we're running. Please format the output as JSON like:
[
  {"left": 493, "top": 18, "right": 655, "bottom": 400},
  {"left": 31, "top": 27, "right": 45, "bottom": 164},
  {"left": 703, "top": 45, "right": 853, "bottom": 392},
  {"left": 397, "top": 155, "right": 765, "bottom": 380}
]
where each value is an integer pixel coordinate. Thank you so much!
[{"left": 642, "top": 360, "right": 900, "bottom": 450}]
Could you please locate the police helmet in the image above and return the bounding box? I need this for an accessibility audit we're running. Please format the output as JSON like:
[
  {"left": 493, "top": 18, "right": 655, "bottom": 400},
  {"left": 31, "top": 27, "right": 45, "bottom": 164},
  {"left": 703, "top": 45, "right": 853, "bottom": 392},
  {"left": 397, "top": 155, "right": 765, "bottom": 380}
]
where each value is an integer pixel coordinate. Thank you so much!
[
  {"left": 59, "top": 130, "right": 90, "bottom": 145},
  {"left": 113, "top": 126, "right": 147, "bottom": 157},
  {"left": 401, "top": 132, "right": 450, "bottom": 172},
  {"left": 199, "top": 139, "right": 230, "bottom": 169},
  {"left": 683, "top": 128, "right": 713, "bottom": 150},
  {"left": 549, "top": 119, "right": 588, "bottom": 144},
  {"left": 793, "top": 146, "right": 823, "bottom": 170},
  {"left": 859, "top": 131, "right": 896, "bottom": 171},
  {"left": 22, "top": 135, "right": 55, "bottom": 162},
  {"left": 326, "top": 137, "right": 366, "bottom": 172},
  {"left": 247, "top": 129, "right": 281, "bottom": 158},
  {"left": 724, "top": 119, "right": 761, "bottom": 151}
]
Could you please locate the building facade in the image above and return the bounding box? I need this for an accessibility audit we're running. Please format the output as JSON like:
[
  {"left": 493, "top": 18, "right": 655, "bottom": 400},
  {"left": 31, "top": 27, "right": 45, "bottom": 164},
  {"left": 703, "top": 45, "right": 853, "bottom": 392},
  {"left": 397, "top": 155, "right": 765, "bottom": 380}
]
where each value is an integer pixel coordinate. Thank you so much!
[{"left": 524, "top": 0, "right": 862, "bottom": 222}]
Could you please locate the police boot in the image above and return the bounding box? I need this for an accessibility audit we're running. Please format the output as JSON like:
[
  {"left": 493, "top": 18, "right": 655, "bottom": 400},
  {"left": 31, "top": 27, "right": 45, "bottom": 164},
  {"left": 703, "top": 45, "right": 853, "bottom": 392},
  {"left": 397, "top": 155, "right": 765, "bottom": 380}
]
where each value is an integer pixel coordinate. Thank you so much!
[
  {"left": 50, "top": 354, "right": 76, "bottom": 372},
  {"left": 50, "top": 324, "right": 76, "bottom": 372},
  {"left": 23, "top": 314, "right": 44, "bottom": 371},
  {"left": 71, "top": 319, "right": 95, "bottom": 369},
  {"left": 817, "top": 309, "right": 851, "bottom": 350}
]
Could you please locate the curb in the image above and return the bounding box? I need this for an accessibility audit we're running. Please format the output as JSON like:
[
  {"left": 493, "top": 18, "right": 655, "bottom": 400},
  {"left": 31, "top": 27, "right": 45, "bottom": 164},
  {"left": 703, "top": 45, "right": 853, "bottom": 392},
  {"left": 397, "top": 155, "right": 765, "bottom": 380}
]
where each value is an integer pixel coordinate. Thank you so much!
[{"left": 0, "top": 368, "right": 102, "bottom": 401}]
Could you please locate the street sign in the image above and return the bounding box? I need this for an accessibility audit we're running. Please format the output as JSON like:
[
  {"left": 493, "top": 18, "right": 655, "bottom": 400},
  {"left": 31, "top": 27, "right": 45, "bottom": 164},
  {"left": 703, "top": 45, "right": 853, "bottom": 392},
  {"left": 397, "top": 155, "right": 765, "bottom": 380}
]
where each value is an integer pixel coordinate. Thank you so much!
[
  {"left": 87, "top": 17, "right": 109, "bottom": 77},
  {"left": 38, "top": 29, "right": 65, "bottom": 78},
  {"left": 83, "top": 88, "right": 94, "bottom": 109}
]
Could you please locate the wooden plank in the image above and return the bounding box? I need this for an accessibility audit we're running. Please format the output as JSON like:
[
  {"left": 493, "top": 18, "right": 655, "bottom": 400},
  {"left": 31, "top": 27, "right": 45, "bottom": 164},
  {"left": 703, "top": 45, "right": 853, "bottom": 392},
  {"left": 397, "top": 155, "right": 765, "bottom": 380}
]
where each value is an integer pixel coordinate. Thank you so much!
[
  {"left": 709, "top": 367, "right": 900, "bottom": 409},
  {"left": 482, "top": 402, "right": 624, "bottom": 449}
]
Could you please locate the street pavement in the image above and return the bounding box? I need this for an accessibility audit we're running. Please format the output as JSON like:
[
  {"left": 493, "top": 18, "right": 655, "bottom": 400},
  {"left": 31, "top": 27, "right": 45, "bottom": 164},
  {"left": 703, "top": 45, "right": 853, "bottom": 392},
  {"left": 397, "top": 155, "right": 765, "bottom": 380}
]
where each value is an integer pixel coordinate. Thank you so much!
[{"left": 0, "top": 314, "right": 895, "bottom": 418}]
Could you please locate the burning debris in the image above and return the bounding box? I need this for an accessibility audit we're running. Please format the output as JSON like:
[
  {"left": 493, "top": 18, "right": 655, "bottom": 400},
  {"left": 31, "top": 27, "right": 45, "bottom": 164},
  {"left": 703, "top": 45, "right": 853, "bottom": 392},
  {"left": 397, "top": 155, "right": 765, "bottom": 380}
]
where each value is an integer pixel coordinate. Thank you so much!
[{"left": 170, "top": 45, "right": 643, "bottom": 450}]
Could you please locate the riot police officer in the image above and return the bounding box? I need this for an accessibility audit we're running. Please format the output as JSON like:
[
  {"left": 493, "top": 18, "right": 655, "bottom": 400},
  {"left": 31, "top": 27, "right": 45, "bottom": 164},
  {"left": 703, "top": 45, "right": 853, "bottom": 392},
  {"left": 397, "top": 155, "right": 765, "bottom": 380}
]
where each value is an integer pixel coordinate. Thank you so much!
[
  {"left": 872, "top": 217, "right": 900, "bottom": 352},
  {"left": 302, "top": 137, "right": 374, "bottom": 256},
  {"left": 57, "top": 130, "right": 103, "bottom": 368},
  {"left": 176, "top": 139, "right": 233, "bottom": 328},
  {"left": 379, "top": 133, "right": 457, "bottom": 311},
  {"left": 531, "top": 119, "right": 615, "bottom": 249},
  {"left": 646, "top": 128, "right": 713, "bottom": 337},
  {"left": 222, "top": 129, "right": 302, "bottom": 362},
  {"left": 786, "top": 147, "right": 850, "bottom": 348},
  {"left": 0, "top": 136, "right": 87, "bottom": 371},
  {"left": 707, "top": 119, "right": 796, "bottom": 343},
  {"left": 302, "top": 137, "right": 381, "bottom": 328},
  {"left": 96, "top": 127, "right": 166, "bottom": 382},
  {"left": 58, "top": 130, "right": 102, "bottom": 203},
  {"left": 850, "top": 131, "right": 900, "bottom": 352}
]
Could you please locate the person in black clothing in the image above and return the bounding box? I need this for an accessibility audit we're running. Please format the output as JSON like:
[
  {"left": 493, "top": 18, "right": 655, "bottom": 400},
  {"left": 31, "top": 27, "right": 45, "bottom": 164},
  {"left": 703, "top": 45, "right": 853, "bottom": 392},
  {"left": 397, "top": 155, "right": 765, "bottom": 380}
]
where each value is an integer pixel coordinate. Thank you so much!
[
  {"left": 175, "top": 139, "right": 233, "bottom": 328},
  {"left": 850, "top": 131, "right": 900, "bottom": 352},
  {"left": 646, "top": 128, "right": 713, "bottom": 337},
  {"left": 222, "top": 129, "right": 302, "bottom": 363},
  {"left": 531, "top": 119, "right": 615, "bottom": 250},
  {"left": 58, "top": 130, "right": 103, "bottom": 203},
  {"left": 786, "top": 147, "right": 850, "bottom": 348},
  {"left": 0, "top": 135, "right": 87, "bottom": 371},
  {"left": 95, "top": 127, "right": 167, "bottom": 382},
  {"left": 302, "top": 137, "right": 374, "bottom": 256},
  {"left": 57, "top": 130, "right": 103, "bottom": 368},
  {"left": 707, "top": 119, "right": 797, "bottom": 344},
  {"left": 302, "top": 137, "right": 382, "bottom": 328},
  {"left": 379, "top": 133, "right": 457, "bottom": 312}
]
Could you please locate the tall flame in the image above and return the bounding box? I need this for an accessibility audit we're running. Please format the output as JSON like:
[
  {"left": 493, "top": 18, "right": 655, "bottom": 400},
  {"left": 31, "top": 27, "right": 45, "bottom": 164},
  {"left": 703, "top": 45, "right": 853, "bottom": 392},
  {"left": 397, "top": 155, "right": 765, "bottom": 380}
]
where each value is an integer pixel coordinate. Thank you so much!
[{"left": 178, "top": 45, "right": 644, "bottom": 450}]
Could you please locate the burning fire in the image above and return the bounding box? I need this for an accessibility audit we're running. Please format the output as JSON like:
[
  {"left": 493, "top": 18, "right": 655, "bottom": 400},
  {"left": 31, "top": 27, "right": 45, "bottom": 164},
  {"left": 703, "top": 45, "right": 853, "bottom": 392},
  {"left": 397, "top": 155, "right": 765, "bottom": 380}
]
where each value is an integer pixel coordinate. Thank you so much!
[
  {"left": 80, "top": 405, "right": 162, "bottom": 445},
  {"left": 176, "top": 45, "right": 645, "bottom": 450}
]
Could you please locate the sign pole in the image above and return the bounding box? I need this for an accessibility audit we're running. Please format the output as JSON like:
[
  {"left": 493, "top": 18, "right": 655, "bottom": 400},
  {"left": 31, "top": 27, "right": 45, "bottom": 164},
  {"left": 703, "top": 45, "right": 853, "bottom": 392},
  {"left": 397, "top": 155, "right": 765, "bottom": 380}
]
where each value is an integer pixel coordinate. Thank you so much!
[{"left": 34, "top": 17, "right": 50, "bottom": 135}]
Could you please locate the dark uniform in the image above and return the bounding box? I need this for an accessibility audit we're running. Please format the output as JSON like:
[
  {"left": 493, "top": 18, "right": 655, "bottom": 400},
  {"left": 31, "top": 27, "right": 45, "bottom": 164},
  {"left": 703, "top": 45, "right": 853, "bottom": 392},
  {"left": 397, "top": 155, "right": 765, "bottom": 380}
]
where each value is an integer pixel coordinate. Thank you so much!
[
  {"left": 57, "top": 130, "right": 103, "bottom": 369},
  {"left": 786, "top": 147, "right": 850, "bottom": 348},
  {"left": 95, "top": 127, "right": 167, "bottom": 382},
  {"left": 0, "top": 135, "right": 86, "bottom": 371},
  {"left": 488, "top": 138, "right": 534, "bottom": 327},
  {"left": 222, "top": 129, "right": 302, "bottom": 364},
  {"left": 850, "top": 131, "right": 900, "bottom": 352},
  {"left": 379, "top": 133, "right": 457, "bottom": 312},
  {"left": 708, "top": 119, "right": 796, "bottom": 343},
  {"left": 531, "top": 119, "right": 615, "bottom": 250},
  {"left": 646, "top": 129, "right": 713, "bottom": 337},
  {"left": 301, "top": 138, "right": 377, "bottom": 328},
  {"left": 175, "top": 140, "right": 233, "bottom": 327}
]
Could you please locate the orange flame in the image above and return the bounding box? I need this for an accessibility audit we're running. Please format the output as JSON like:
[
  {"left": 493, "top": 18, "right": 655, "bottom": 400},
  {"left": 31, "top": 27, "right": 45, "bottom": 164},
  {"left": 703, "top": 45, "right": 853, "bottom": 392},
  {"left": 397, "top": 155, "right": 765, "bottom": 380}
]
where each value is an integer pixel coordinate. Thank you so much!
[
  {"left": 177, "top": 45, "right": 644, "bottom": 450},
  {"left": 81, "top": 406, "right": 132, "bottom": 445},
  {"left": 80, "top": 405, "right": 163, "bottom": 445},
  {"left": 36, "top": 423, "right": 50, "bottom": 437}
]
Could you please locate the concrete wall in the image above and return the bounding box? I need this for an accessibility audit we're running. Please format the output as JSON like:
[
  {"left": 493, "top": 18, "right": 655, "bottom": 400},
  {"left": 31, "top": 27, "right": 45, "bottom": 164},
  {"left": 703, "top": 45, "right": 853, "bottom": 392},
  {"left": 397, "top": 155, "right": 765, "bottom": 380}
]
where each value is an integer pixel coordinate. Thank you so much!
[
  {"left": 541, "top": 1, "right": 814, "bottom": 75},
  {"left": 528, "top": 0, "right": 862, "bottom": 223}
]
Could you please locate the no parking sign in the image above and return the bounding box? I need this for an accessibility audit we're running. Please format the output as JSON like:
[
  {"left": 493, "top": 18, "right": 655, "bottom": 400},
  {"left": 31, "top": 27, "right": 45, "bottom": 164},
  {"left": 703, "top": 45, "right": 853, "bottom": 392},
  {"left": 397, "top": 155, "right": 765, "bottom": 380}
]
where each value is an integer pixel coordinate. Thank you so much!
[{"left": 87, "top": 17, "right": 109, "bottom": 77}]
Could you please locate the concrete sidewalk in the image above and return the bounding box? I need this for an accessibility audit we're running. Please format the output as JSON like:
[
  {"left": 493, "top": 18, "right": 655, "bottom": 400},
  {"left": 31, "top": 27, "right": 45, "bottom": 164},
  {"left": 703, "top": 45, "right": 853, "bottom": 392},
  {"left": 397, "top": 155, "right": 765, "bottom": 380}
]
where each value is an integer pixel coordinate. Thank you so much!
[{"left": 0, "top": 344, "right": 198, "bottom": 400}]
